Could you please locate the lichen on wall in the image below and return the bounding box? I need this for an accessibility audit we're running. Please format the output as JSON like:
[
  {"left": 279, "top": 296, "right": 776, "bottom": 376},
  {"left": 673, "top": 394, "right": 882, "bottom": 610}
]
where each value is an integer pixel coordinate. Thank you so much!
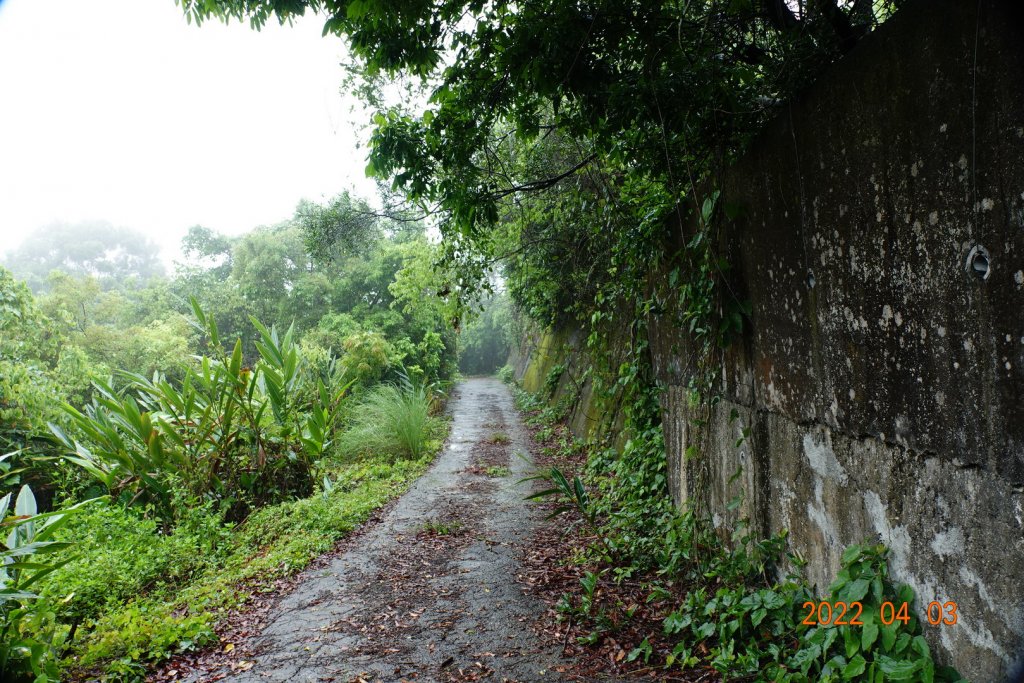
[{"left": 509, "top": 322, "right": 626, "bottom": 444}]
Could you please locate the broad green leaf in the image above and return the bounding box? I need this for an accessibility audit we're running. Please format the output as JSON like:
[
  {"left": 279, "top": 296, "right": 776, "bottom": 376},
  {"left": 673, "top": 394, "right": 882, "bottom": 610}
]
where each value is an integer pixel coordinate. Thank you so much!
[
  {"left": 877, "top": 655, "right": 920, "bottom": 680},
  {"left": 861, "top": 618, "right": 879, "bottom": 650},
  {"left": 842, "top": 654, "right": 867, "bottom": 679}
]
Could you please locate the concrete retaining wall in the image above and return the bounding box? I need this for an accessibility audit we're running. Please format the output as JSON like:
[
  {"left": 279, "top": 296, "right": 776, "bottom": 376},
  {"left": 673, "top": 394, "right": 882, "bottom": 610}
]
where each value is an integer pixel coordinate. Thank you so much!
[
  {"left": 513, "top": 1, "right": 1024, "bottom": 678},
  {"left": 652, "top": 1, "right": 1024, "bottom": 678}
]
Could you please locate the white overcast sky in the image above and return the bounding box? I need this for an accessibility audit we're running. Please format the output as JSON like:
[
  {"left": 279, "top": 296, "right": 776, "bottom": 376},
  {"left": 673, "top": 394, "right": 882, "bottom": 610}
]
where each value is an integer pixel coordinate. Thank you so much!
[{"left": 0, "top": 0, "right": 377, "bottom": 266}]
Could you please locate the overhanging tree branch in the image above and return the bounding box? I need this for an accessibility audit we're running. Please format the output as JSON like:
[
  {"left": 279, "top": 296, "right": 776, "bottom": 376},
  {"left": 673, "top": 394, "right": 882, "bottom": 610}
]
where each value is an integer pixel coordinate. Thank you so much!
[{"left": 488, "top": 154, "right": 598, "bottom": 200}]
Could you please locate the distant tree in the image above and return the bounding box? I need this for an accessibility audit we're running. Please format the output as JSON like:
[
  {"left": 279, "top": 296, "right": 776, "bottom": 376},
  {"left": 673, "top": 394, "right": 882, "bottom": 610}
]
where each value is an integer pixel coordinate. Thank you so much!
[
  {"left": 458, "top": 292, "right": 513, "bottom": 375},
  {"left": 2, "top": 221, "right": 165, "bottom": 291},
  {"left": 0, "top": 267, "right": 95, "bottom": 460},
  {"left": 0, "top": 268, "right": 62, "bottom": 366},
  {"left": 296, "top": 193, "right": 382, "bottom": 268},
  {"left": 37, "top": 272, "right": 103, "bottom": 334},
  {"left": 180, "top": 225, "right": 234, "bottom": 278},
  {"left": 231, "top": 224, "right": 309, "bottom": 324}
]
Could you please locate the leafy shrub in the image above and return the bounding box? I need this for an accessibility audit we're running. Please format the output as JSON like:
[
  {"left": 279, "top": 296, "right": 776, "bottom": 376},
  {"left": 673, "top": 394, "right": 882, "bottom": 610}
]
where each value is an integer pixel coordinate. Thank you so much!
[
  {"left": 339, "top": 330, "right": 395, "bottom": 386},
  {"left": 543, "top": 363, "right": 565, "bottom": 397},
  {"left": 39, "top": 501, "right": 227, "bottom": 626},
  {"left": 336, "top": 374, "right": 438, "bottom": 460},
  {"left": 51, "top": 301, "right": 352, "bottom": 522},
  {"left": 0, "top": 483, "right": 92, "bottom": 682},
  {"left": 497, "top": 364, "right": 515, "bottom": 384},
  {"left": 78, "top": 315, "right": 192, "bottom": 382}
]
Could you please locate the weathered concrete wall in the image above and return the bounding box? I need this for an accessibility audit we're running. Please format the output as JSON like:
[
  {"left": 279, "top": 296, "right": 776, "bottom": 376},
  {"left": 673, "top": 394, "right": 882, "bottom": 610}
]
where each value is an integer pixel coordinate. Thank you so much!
[
  {"left": 509, "top": 322, "right": 625, "bottom": 443},
  {"left": 650, "top": 1, "right": 1024, "bottom": 679}
]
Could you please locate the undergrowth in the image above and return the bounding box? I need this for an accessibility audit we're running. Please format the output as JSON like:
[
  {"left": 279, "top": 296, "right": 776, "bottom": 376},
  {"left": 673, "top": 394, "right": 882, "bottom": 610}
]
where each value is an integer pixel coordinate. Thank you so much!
[
  {"left": 515, "top": 385, "right": 966, "bottom": 683},
  {"left": 46, "top": 452, "right": 437, "bottom": 680},
  {"left": 336, "top": 374, "right": 442, "bottom": 460}
]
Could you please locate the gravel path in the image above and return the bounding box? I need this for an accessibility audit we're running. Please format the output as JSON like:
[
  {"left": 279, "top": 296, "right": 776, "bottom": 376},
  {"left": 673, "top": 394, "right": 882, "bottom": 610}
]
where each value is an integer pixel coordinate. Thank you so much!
[{"left": 187, "top": 377, "right": 571, "bottom": 683}]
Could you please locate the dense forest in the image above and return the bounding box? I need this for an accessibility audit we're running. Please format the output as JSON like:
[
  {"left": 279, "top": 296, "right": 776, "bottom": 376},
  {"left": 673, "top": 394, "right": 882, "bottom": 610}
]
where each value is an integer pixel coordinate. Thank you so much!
[{"left": 0, "top": 0, "right": 983, "bottom": 680}]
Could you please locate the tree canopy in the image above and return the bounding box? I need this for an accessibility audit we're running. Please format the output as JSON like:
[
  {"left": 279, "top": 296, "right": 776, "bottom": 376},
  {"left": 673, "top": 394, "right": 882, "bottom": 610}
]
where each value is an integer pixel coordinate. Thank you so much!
[
  {"left": 177, "top": 0, "right": 900, "bottom": 326},
  {"left": 179, "top": 0, "right": 896, "bottom": 230}
]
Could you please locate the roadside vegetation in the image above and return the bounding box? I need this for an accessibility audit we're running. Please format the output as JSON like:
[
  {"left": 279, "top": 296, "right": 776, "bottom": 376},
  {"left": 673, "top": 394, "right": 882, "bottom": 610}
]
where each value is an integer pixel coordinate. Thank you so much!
[
  {"left": 510, "top": 378, "right": 964, "bottom": 682},
  {"left": 0, "top": 203, "right": 460, "bottom": 681}
]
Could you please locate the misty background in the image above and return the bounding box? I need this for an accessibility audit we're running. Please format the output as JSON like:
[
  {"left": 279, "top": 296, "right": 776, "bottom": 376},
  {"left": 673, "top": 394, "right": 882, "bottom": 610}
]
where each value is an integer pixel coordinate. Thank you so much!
[{"left": 0, "top": 0, "right": 376, "bottom": 270}]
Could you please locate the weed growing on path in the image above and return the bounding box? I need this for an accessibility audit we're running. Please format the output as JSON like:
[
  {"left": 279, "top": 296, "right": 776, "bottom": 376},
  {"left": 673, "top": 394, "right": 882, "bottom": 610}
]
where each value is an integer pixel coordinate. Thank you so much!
[
  {"left": 487, "top": 432, "right": 511, "bottom": 444},
  {"left": 419, "top": 518, "right": 466, "bottom": 536}
]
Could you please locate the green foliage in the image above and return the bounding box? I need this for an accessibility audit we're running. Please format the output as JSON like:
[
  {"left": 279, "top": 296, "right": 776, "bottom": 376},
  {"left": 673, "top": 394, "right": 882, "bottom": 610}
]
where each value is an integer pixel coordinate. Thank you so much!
[
  {"left": 0, "top": 269, "right": 63, "bottom": 454},
  {"left": 656, "top": 541, "right": 965, "bottom": 682},
  {"left": 340, "top": 330, "right": 396, "bottom": 386},
  {"left": 180, "top": 225, "right": 234, "bottom": 278},
  {"left": 0, "top": 269, "right": 61, "bottom": 364},
  {"left": 304, "top": 312, "right": 362, "bottom": 351},
  {"left": 65, "top": 454, "right": 432, "bottom": 677},
  {"left": 458, "top": 291, "right": 513, "bottom": 375},
  {"left": 297, "top": 192, "right": 381, "bottom": 266},
  {"left": 171, "top": 201, "right": 460, "bottom": 386},
  {"left": 525, "top": 466, "right": 594, "bottom": 526},
  {"left": 336, "top": 374, "right": 440, "bottom": 460},
  {"left": 77, "top": 316, "right": 193, "bottom": 381},
  {"left": 496, "top": 364, "right": 515, "bottom": 384},
  {"left": 782, "top": 544, "right": 965, "bottom": 683},
  {"left": 419, "top": 518, "right": 464, "bottom": 536},
  {"left": 484, "top": 465, "right": 510, "bottom": 478},
  {"left": 519, "top": 386, "right": 963, "bottom": 682},
  {"left": 230, "top": 225, "right": 310, "bottom": 326},
  {"left": 38, "top": 501, "right": 229, "bottom": 627},
  {"left": 0, "top": 483, "right": 94, "bottom": 682},
  {"left": 0, "top": 269, "right": 96, "bottom": 501},
  {"left": 0, "top": 358, "right": 64, "bottom": 456},
  {"left": 543, "top": 363, "right": 565, "bottom": 398},
  {"left": 52, "top": 301, "right": 353, "bottom": 522}
]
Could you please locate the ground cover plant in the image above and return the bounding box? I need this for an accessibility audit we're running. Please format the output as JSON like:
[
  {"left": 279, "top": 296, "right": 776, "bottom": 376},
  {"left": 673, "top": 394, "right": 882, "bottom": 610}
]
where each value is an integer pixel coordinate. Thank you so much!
[
  {"left": 514, "top": 385, "right": 966, "bottom": 683},
  {"left": 50, "top": 453, "right": 435, "bottom": 680}
]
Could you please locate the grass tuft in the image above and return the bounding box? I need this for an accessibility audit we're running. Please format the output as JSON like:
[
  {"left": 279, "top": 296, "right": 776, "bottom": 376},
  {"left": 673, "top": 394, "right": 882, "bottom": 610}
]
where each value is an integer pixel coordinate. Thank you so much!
[
  {"left": 488, "top": 432, "right": 511, "bottom": 444},
  {"left": 419, "top": 518, "right": 464, "bottom": 536},
  {"left": 337, "top": 379, "right": 437, "bottom": 460}
]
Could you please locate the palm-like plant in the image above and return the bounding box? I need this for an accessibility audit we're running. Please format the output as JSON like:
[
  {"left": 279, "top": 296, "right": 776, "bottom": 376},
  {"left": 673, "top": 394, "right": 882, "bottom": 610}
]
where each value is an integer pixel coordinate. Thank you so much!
[
  {"left": 51, "top": 300, "right": 353, "bottom": 522},
  {"left": 0, "top": 480, "right": 95, "bottom": 681}
]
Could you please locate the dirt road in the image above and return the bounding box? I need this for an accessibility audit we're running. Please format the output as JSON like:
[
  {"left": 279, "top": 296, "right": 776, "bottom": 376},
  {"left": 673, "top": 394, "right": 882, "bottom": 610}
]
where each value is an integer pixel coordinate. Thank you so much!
[{"left": 185, "top": 377, "right": 571, "bottom": 683}]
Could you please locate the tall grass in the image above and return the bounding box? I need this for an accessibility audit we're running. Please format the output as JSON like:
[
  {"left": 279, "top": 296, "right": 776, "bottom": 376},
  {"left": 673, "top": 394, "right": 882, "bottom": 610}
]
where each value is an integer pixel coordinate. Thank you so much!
[{"left": 336, "top": 377, "right": 436, "bottom": 459}]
